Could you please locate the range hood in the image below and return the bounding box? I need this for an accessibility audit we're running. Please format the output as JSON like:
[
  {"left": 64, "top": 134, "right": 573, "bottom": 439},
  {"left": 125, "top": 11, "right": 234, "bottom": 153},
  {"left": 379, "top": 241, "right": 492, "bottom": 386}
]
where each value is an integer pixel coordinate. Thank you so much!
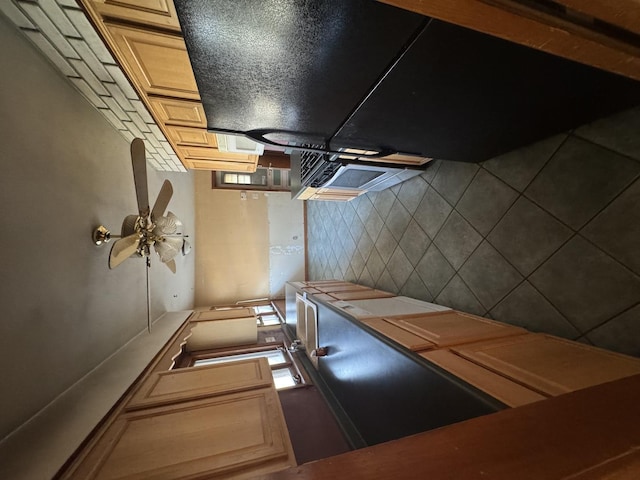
[{"left": 215, "top": 133, "right": 264, "bottom": 155}]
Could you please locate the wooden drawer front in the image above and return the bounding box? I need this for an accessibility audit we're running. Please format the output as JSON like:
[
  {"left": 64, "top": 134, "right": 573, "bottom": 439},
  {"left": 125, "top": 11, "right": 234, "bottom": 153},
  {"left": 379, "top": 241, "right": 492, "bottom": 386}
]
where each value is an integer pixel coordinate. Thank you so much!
[
  {"left": 148, "top": 97, "right": 207, "bottom": 127},
  {"left": 372, "top": 153, "right": 432, "bottom": 165},
  {"left": 69, "top": 388, "right": 294, "bottom": 480},
  {"left": 166, "top": 125, "right": 218, "bottom": 147},
  {"left": 92, "top": 0, "right": 181, "bottom": 31},
  {"left": 420, "top": 349, "right": 547, "bottom": 408},
  {"left": 305, "top": 280, "right": 346, "bottom": 286},
  {"left": 452, "top": 334, "right": 640, "bottom": 397},
  {"left": 312, "top": 293, "right": 337, "bottom": 302},
  {"left": 183, "top": 158, "right": 258, "bottom": 172},
  {"left": 330, "top": 289, "right": 395, "bottom": 301},
  {"left": 178, "top": 146, "right": 257, "bottom": 162},
  {"left": 107, "top": 24, "right": 200, "bottom": 100},
  {"left": 385, "top": 311, "right": 526, "bottom": 347},
  {"left": 127, "top": 359, "right": 273, "bottom": 409},
  {"left": 310, "top": 188, "right": 364, "bottom": 201},
  {"left": 362, "top": 318, "right": 435, "bottom": 352},
  {"left": 316, "top": 284, "right": 371, "bottom": 294},
  {"left": 192, "top": 308, "right": 256, "bottom": 321}
]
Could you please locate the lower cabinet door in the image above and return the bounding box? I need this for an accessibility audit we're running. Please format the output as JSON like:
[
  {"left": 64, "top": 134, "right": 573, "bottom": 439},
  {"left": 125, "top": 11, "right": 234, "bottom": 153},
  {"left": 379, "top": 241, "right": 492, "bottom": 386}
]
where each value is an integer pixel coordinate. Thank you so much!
[
  {"left": 452, "top": 333, "right": 640, "bottom": 396},
  {"left": 385, "top": 310, "right": 527, "bottom": 347},
  {"left": 65, "top": 388, "right": 295, "bottom": 480}
]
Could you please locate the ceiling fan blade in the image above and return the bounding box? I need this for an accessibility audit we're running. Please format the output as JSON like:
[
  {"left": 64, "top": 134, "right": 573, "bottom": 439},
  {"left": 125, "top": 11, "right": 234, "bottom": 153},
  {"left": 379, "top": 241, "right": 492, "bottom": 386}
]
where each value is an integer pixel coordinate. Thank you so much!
[
  {"left": 109, "top": 234, "right": 140, "bottom": 269},
  {"left": 131, "top": 138, "right": 150, "bottom": 217},
  {"left": 151, "top": 180, "right": 173, "bottom": 220},
  {"left": 164, "top": 258, "right": 177, "bottom": 274},
  {"left": 154, "top": 236, "right": 183, "bottom": 263}
]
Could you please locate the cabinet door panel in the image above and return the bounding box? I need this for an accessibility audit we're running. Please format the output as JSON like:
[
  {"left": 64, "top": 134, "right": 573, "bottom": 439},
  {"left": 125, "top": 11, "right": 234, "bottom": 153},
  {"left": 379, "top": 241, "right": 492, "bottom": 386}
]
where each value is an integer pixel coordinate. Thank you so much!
[
  {"left": 148, "top": 97, "right": 207, "bottom": 127},
  {"left": 421, "top": 349, "right": 547, "bottom": 407},
  {"left": 453, "top": 334, "right": 640, "bottom": 396},
  {"left": 362, "top": 318, "right": 435, "bottom": 352},
  {"left": 183, "top": 158, "right": 257, "bottom": 172},
  {"left": 192, "top": 308, "right": 255, "bottom": 321},
  {"left": 316, "top": 284, "right": 372, "bottom": 293},
  {"left": 69, "top": 388, "right": 294, "bottom": 480},
  {"left": 385, "top": 311, "right": 526, "bottom": 347},
  {"left": 91, "top": 0, "right": 181, "bottom": 30},
  {"left": 165, "top": 125, "right": 218, "bottom": 147},
  {"left": 127, "top": 359, "right": 272, "bottom": 409},
  {"left": 107, "top": 24, "right": 199, "bottom": 99},
  {"left": 330, "top": 289, "right": 395, "bottom": 300},
  {"left": 177, "top": 146, "right": 257, "bottom": 162}
]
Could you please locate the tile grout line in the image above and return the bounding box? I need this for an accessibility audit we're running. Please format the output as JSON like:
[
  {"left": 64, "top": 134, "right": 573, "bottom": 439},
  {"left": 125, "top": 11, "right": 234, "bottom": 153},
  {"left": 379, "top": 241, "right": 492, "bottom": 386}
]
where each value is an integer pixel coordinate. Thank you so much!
[
  {"left": 576, "top": 231, "right": 640, "bottom": 281},
  {"left": 572, "top": 130, "right": 640, "bottom": 165},
  {"left": 573, "top": 301, "right": 640, "bottom": 341}
]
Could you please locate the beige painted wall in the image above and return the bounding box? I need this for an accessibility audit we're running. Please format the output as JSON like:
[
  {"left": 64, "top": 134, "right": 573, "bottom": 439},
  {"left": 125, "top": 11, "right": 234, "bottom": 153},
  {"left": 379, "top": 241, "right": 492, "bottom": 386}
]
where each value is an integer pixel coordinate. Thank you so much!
[
  {"left": 0, "top": 15, "right": 195, "bottom": 446},
  {"left": 194, "top": 172, "right": 271, "bottom": 305}
]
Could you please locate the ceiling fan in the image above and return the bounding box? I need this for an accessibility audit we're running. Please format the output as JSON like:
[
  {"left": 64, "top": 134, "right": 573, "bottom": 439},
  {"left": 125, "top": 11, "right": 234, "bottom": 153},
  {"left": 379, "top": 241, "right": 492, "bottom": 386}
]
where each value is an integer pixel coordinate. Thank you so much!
[{"left": 92, "top": 138, "right": 189, "bottom": 330}]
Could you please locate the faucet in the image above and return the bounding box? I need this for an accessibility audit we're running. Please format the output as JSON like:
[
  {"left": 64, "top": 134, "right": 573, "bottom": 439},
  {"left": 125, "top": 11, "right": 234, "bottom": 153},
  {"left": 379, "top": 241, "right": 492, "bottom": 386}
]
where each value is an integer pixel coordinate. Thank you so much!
[{"left": 289, "top": 339, "right": 305, "bottom": 352}]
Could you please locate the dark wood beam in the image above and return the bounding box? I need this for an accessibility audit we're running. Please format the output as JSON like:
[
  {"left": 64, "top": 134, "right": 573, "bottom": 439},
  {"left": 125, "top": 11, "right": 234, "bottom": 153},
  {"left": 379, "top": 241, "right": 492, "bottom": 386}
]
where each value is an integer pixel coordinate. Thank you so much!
[{"left": 380, "top": 0, "right": 640, "bottom": 81}]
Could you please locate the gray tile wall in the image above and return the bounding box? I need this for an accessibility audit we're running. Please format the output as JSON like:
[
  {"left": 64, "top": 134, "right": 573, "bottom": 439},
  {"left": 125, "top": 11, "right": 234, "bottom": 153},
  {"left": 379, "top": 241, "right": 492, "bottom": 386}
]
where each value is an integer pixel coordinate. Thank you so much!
[{"left": 306, "top": 106, "right": 640, "bottom": 357}]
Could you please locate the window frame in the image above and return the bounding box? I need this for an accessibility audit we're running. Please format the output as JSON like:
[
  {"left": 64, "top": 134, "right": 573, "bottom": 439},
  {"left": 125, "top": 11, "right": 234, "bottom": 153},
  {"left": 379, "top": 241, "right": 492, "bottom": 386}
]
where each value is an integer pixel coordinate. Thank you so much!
[{"left": 189, "top": 344, "right": 304, "bottom": 391}]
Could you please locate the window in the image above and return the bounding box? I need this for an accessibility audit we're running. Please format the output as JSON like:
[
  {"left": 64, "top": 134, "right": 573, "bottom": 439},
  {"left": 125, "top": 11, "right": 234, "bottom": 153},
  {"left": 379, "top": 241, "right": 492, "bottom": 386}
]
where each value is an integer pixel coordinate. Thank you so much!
[
  {"left": 223, "top": 173, "right": 252, "bottom": 184},
  {"left": 192, "top": 346, "right": 302, "bottom": 390},
  {"left": 213, "top": 167, "right": 290, "bottom": 191},
  {"left": 194, "top": 349, "right": 286, "bottom": 367},
  {"left": 252, "top": 302, "right": 283, "bottom": 327}
]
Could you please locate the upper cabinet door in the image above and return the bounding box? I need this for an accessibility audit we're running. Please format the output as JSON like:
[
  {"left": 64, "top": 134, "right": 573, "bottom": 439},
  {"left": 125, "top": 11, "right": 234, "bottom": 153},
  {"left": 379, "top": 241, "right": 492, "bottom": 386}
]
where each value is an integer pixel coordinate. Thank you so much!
[
  {"left": 90, "top": 0, "right": 181, "bottom": 31},
  {"left": 452, "top": 334, "right": 640, "bottom": 396},
  {"left": 385, "top": 311, "right": 526, "bottom": 348},
  {"left": 107, "top": 23, "right": 200, "bottom": 100},
  {"left": 148, "top": 97, "right": 207, "bottom": 127},
  {"left": 165, "top": 125, "right": 218, "bottom": 147}
]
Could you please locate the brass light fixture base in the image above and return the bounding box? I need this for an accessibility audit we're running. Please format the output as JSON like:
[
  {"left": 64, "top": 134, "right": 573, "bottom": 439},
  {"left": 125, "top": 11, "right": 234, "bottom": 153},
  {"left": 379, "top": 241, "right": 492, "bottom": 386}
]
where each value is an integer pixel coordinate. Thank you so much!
[{"left": 93, "top": 225, "right": 111, "bottom": 246}]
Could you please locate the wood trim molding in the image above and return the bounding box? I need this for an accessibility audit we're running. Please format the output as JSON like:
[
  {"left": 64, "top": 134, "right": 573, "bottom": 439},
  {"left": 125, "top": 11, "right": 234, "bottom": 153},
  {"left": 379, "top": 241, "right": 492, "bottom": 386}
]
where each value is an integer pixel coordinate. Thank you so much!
[{"left": 380, "top": 0, "right": 640, "bottom": 81}]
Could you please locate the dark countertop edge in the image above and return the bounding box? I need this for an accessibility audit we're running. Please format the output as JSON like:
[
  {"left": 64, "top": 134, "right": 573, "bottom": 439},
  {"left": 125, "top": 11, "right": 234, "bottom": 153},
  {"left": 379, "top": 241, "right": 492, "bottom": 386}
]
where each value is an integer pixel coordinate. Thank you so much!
[
  {"left": 287, "top": 283, "right": 507, "bottom": 412},
  {"left": 281, "top": 322, "right": 367, "bottom": 450}
]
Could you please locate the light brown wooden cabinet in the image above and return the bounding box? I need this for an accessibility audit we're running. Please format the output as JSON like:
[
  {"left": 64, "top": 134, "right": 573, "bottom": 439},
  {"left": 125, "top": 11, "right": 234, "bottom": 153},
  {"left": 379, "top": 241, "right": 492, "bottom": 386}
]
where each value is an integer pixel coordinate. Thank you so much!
[
  {"left": 148, "top": 96, "right": 207, "bottom": 127},
  {"left": 62, "top": 359, "right": 295, "bottom": 480},
  {"left": 90, "top": 0, "right": 181, "bottom": 31},
  {"left": 420, "top": 333, "right": 640, "bottom": 407},
  {"left": 451, "top": 333, "right": 640, "bottom": 397},
  {"left": 187, "top": 308, "right": 258, "bottom": 351},
  {"left": 362, "top": 318, "right": 435, "bottom": 352},
  {"left": 106, "top": 23, "right": 200, "bottom": 100},
  {"left": 329, "top": 289, "right": 395, "bottom": 301},
  {"left": 420, "top": 349, "right": 547, "bottom": 407},
  {"left": 385, "top": 310, "right": 527, "bottom": 348},
  {"left": 177, "top": 146, "right": 258, "bottom": 163},
  {"left": 127, "top": 359, "right": 273, "bottom": 410},
  {"left": 165, "top": 124, "right": 218, "bottom": 147},
  {"left": 80, "top": 0, "right": 262, "bottom": 173},
  {"left": 297, "top": 186, "right": 365, "bottom": 202}
]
